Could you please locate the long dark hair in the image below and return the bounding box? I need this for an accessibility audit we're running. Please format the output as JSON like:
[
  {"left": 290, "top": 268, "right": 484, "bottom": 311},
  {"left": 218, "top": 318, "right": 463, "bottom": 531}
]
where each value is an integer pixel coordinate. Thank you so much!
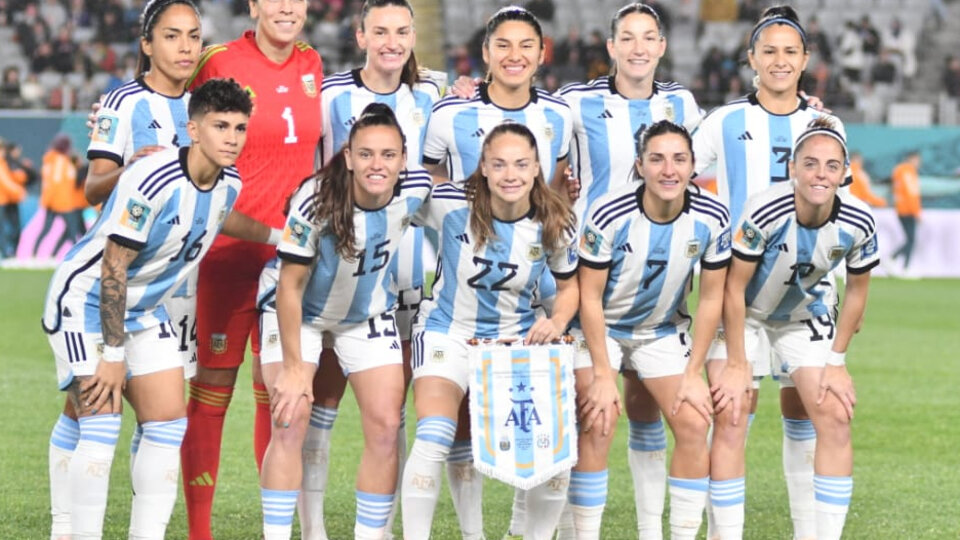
[
  {"left": 136, "top": 0, "right": 201, "bottom": 76},
  {"left": 633, "top": 120, "right": 694, "bottom": 180},
  {"left": 464, "top": 123, "right": 575, "bottom": 253},
  {"left": 311, "top": 102, "right": 407, "bottom": 259},
  {"left": 359, "top": 0, "right": 422, "bottom": 88}
]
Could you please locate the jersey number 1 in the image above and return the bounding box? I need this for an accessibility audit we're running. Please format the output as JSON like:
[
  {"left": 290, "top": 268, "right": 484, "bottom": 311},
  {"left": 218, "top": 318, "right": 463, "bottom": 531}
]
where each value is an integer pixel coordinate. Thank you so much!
[{"left": 281, "top": 107, "right": 298, "bottom": 144}]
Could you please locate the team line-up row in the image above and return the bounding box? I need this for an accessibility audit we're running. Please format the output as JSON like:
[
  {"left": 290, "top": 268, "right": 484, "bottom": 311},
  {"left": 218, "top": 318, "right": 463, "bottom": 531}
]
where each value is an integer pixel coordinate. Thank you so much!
[{"left": 41, "top": 1, "right": 877, "bottom": 539}]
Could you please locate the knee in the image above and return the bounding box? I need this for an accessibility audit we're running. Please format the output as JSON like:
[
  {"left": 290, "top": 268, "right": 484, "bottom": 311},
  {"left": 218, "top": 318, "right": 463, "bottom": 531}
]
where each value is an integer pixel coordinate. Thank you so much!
[
  {"left": 411, "top": 416, "right": 456, "bottom": 462},
  {"left": 670, "top": 412, "right": 709, "bottom": 449},
  {"left": 365, "top": 412, "right": 401, "bottom": 456},
  {"left": 813, "top": 403, "right": 851, "bottom": 447},
  {"left": 711, "top": 409, "right": 748, "bottom": 449},
  {"left": 271, "top": 404, "right": 311, "bottom": 448}
]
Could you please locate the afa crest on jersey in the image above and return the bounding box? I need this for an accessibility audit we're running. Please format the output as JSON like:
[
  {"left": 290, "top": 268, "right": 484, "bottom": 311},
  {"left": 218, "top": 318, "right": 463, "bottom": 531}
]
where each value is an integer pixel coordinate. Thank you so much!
[
  {"left": 685, "top": 239, "right": 701, "bottom": 258},
  {"left": 543, "top": 124, "right": 555, "bottom": 141},
  {"left": 527, "top": 244, "right": 543, "bottom": 261},
  {"left": 828, "top": 245, "right": 846, "bottom": 261},
  {"left": 302, "top": 74, "right": 318, "bottom": 98},
  {"left": 121, "top": 199, "right": 151, "bottom": 231},
  {"left": 210, "top": 333, "right": 228, "bottom": 354},
  {"left": 411, "top": 109, "right": 425, "bottom": 127}
]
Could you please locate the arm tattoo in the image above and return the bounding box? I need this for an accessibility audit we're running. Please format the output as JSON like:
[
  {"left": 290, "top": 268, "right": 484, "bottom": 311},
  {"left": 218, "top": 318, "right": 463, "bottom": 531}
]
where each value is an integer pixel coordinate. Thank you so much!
[{"left": 100, "top": 240, "right": 138, "bottom": 347}]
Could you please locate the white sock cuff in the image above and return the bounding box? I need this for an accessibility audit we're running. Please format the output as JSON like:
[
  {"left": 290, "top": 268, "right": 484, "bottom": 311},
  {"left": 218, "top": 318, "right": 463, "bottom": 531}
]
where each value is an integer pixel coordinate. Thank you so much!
[
  {"left": 569, "top": 470, "right": 608, "bottom": 507},
  {"left": 710, "top": 477, "right": 746, "bottom": 508},
  {"left": 78, "top": 414, "right": 122, "bottom": 447},
  {"left": 783, "top": 417, "right": 816, "bottom": 441},
  {"left": 814, "top": 475, "right": 853, "bottom": 509}
]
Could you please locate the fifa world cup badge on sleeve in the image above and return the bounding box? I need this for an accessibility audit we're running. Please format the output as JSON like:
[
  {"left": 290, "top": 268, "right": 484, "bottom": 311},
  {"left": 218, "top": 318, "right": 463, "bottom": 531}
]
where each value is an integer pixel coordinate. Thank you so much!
[
  {"left": 861, "top": 235, "right": 878, "bottom": 259},
  {"left": 284, "top": 217, "right": 311, "bottom": 248},
  {"left": 736, "top": 221, "right": 762, "bottom": 251},
  {"left": 468, "top": 343, "right": 577, "bottom": 490},
  {"left": 121, "top": 199, "right": 151, "bottom": 231},
  {"left": 580, "top": 226, "right": 603, "bottom": 257},
  {"left": 94, "top": 115, "right": 119, "bottom": 144}
]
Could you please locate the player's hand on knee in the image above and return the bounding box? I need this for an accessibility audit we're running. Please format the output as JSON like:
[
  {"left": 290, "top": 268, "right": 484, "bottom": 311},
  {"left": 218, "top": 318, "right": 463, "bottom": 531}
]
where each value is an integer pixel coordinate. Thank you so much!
[
  {"left": 817, "top": 365, "right": 856, "bottom": 420},
  {"left": 578, "top": 371, "right": 621, "bottom": 437},
  {"left": 672, "top": 369, "right": 713, "bottom": 424},
  {"left": 80, "top": 360, "right": 126, "bottom": 415},
  {"left": 524, "top": 317, "right": 561, "bottom": 345},
  {"left": 271, "top": 364, "right": 313, "bottom": 428},
  {"left": 710, "top": 361, "right": 752, "bottom": 426}
]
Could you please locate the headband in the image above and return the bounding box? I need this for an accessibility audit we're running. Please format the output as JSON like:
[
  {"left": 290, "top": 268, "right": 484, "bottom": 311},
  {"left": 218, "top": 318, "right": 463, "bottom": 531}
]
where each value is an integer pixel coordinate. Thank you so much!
[
  {"left": 794, "top": 126, "right": 848, "bottom": 161},
  {"left": 750, "top": 17, "right": 807, "bottom": 48}
]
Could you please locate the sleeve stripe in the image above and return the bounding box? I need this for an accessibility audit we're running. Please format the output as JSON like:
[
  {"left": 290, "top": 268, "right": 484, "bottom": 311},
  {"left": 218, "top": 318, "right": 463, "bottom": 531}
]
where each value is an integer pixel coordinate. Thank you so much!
[
  {"left": 755, "top": 204, "right": 794, "bottom": 230},
  {"left": 847, "top": 259, "right": 879, "bottom": 275},
  {"left": 277, "top": 251, "right": 313, "bottom": 265},
  {"left": 103, "top": 81, "right": 142, "bottom": 109},
  {"left": 138, "top": 160, "right": 182, "bottom": 200},
  {"left": 108, "top": 234, "right": 146, "bottom": 251},
  {"left": 689, "top": 200, "right": 729, "bottom": 227},
  {"left": 836, "top": 215, "right": 872, "bottom": 237}
]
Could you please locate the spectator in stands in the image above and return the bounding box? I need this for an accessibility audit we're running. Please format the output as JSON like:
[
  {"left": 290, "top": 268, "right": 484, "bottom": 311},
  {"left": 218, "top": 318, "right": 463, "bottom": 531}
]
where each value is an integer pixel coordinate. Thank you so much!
[
  {"left": 39, "top": 0, "right": 67, "bottom": 32},
  {"left": 849, "top": 152, "right": 887, "bottom": 207},
  {"left": 944, "top": 55, "right": 960, "bottom": 97},
  {"left": 553, "top": 25, "right": 584, "bottom": 66},
  {"left": 553, "top": 46, "right": 586, "bottom": 86},
  {"left": 858, "top": 15, "right": 881, "bottom": 72},
  {"left": 311, "top": 6, "right": 342, "bottom": 67},
  {"left": 0, "top": 66, "right": 24, "bottom": 109},
  {"left": 33, "top": 134, "right": 82, "bottom": 258},
  {"left": 737, "top": 0, "right": 762, "bottom": 22},
  {"left": 51, "top": 26, "right": 80, "bottom": 74},
  {"left": 0, "top": 138, "right": 28, "bottom": 259},
  {"left": 699, "top": 0, "right": 737, "bottom": 22},
  {"left": 95, "top": 0, "right": 126, "bottom": 43},
  {"left": 838, "top": 20, "right": 864, "bottom": 85},
  {"left": 806, "top": 16, "right": 832, "bottom": 65},
  {"left": 19, "top": 72, "right": 44, "bottom": 108},
  {"left": 855, "top": 81, "right": 886, "bottom": 123},
  {"left": 881, "top": 17, "right": 916, "bottom": 79},
  {"left": 871, "top": 50, "right": 898, "bottom": 86},
  {"left": 68, "top": 0, "right": 95, "bottom": 29},
  {"left": 31, "top": 41, "right": 55, "bottom": 73},
  {"left": 891, "top": 151, "right": 922, "bottom": 272},
  {"left": 15, "top": 4, "right": 50, "bottom": 58},
  {"left": 584, "top": 29, "right": 609, "bottom": 80}
]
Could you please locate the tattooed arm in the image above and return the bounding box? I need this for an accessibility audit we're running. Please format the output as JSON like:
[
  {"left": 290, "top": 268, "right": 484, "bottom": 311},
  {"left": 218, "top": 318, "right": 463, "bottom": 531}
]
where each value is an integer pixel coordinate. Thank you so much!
[{"left": 81, "top": 238, "right": 139, "bottom": 414}]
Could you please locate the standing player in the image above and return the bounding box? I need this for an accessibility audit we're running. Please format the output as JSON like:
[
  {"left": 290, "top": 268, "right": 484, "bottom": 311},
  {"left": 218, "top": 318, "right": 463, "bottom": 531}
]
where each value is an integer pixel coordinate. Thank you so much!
[
  {"left": 421, "top": 9, "right": 572, "bottom": 536},
  {"left": 48, "top": 2, "right": 204, "bottom": 537},
  {"left": 691, "top": 6, "right": 849, "bottom": 538},
  {"left": 572, "top": 120, "right": 729, "bottom": 540},
  {"left": 179, "top": 0, "right": 323, "bottom": 537},
  {"left": 402, "top": 123, "right": 579, "bottom": 540},
  {"left": 549, "top": 5, "right": 703, "bottom": 537},
  {"left": 262, "top": 103, "right": 433, "bottom": 540},
  {"left": 41, "top": 79, "right": 264, "bottom": 540},
  {"left": 298, "top": 1, "right": 441, "bottom": 536},
  {"left": 721, "top": 117, "right": 876, "bottom": 539}
]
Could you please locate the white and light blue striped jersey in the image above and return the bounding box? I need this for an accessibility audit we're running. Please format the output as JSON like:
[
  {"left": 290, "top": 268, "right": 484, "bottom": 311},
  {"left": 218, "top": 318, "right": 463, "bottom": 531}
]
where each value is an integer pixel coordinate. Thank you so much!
[
  {"left": 277, "top": 167, "right": 433, "bottom": 328},
  {"left": 579, "top": 184, "right": 731, "bottom": 339},
  {"left": 560, "top": 77, "right": 703, "bottom": 223},
  {"left": 321, "top": 69, "right": 442, "bottom": 291},
  {"left": 422, "top": 83, "right": 572, "bottom": 184},
  {"left": 88, "top": 78, "right": 191, "bottom": 166},
  {"left": 321, "top": 69, "right": 441, "bottom": 169},
  {"left": 414, "top": 183, "right": 578, "bottom": 339},
  {"left": 692, "top": 93, "right": 848, "bottom": 226},
  {"left": 256, "top": 257, "right": 281, "bottom": 314},
  {"left": 733, "top": 181, "right": 879, "bottom": 322},
  {"left": 42, "top": 147, "right": 241, "bottom": 334}
]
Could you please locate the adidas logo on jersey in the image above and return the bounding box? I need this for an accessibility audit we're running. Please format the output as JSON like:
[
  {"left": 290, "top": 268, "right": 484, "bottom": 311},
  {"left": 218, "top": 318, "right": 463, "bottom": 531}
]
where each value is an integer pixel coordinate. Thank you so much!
[
  {"left": 390, "top": 341, "right": 401, "bottom": 350},
  {"left": 455, "top": 233, "right": 469, "bottom": 244},
  {"left": 773, "top": 243, "right": 789, "bottom": 253},
  {"left": 189, "top": 472, "right": 214, "bottom": 487},
  {"left": 471, "top": 128, "right": 485, "bottom": 138},
  {"left": 597, "top": 109, "right": 613, "bottom": 119},
  {"left": 737, "top": 131, "right": 753, "bottom": 141},
  {"left": 147, "top": 120, "right": 162, "bottom": 129},
  {"left": 344, "top": 116, "right": 356, "bottom": 127},
  {"left": 616, "top": 243, "right": 633, "bottom": 253},
  {"left": 166, "top": 216, "right": 180, "bottom": 225}
]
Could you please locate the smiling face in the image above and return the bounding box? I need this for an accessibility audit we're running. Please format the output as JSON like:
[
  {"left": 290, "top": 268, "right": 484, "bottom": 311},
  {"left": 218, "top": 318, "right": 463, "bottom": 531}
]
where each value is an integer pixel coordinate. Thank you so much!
[
  {"left": 249, "top": 0, "right": 307, "bottom": 47},
  {"left": 607, "top": 11, "right": 665, "bottom": 85},
  {"left": 482, "top": 20, "right": 543, "bottom": 91},
  {"left": 357, "top": 4, "right": 415, "bottom": 78},
  {"left": 481, "top": 130, "right": 539, "bottom": 216},
  {"left": 345, "top": 124, "right": 406, "bottom": 208},
  {"left": 790, "top": 134, "right": 845, "bottom": 209},
  {"left": 748, "top": 23, "right": 809, "bottom": 97},
  {"left": 141, "top": 3, "right": 201, "bottom": 88},
  {"left": 636, "top": 132, "right": 693, "bottom": 206},
  {"left": 189, "top": 111, "right": 249, "bottom": 168}
]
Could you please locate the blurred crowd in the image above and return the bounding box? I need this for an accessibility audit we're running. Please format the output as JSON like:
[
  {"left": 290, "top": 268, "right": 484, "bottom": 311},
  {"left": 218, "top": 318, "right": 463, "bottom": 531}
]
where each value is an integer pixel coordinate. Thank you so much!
[{"left": 0, "top": 0, "right": 954, "bottom": 115}]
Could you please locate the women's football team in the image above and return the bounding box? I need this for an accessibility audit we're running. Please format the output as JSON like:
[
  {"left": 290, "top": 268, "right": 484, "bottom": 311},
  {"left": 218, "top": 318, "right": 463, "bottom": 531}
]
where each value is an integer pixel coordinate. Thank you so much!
[{"left": 44, "top": 1, "right": 876, "bottom": 539}]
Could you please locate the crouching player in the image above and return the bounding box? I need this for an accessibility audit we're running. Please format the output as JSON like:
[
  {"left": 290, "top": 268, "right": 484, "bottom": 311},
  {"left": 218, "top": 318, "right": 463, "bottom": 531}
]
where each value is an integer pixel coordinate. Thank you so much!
[
  {"left": 571, "top": 121, "right": 730, "bottom": 539},
  {"left": 718, "top": 117, "right": 877, "bottom": 540},
  {"left": 41, "top": 79, "right": 268, "bottom": 540}
]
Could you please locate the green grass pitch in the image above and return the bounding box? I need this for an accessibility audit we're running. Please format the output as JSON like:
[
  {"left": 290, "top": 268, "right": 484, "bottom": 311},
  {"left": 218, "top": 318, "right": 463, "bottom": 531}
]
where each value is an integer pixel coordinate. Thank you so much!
[{"left": 1, "top": 270, "right": 958, "bottom": 538}]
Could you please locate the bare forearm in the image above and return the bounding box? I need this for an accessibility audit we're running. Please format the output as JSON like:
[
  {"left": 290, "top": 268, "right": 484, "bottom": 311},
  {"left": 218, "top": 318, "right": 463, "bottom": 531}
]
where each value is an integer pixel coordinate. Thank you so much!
[
  {"left": 100, "top": 242, "right": 136, "bottom": 347},
  {"left": 222, "top": 211, "right": 272, "bottom": 243},
  {"left": 548, "top": 277, "right": 579, "bottom": 333},
  {"left": 85, "top": 168, "right": 124, "bottom": 206},
  {"left": 833, "top": 272, "right": 871, "bottom": 353}
]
